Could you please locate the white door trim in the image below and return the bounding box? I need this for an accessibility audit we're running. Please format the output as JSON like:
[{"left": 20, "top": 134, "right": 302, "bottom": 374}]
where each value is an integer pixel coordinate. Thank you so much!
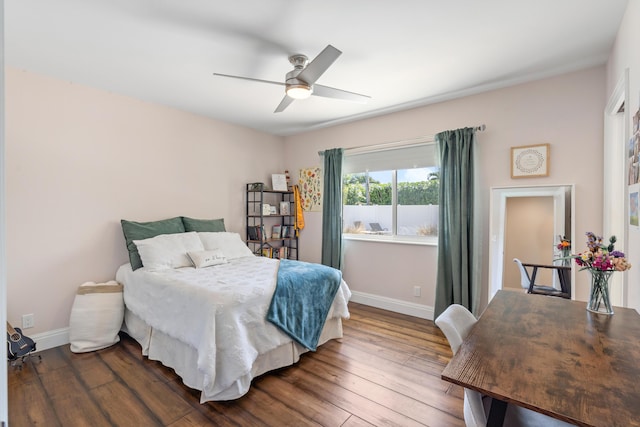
[{"left": 603, "top": 69, "right": 629, "bottom": 307}]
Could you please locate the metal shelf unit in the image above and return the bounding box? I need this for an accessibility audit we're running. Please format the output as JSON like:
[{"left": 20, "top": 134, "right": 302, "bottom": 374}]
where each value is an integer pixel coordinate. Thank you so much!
[{"left": 246, "top": 182, "right": 298, "bottom": 260}]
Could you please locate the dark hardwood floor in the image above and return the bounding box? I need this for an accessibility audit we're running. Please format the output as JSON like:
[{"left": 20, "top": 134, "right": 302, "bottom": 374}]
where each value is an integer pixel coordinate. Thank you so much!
[{"left": 8, "top": 303, "right": 464, "bottom": 426}]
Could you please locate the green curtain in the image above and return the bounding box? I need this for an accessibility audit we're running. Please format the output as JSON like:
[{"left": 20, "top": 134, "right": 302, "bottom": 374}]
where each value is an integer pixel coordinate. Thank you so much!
[
  {"left": 434, "top": 128, "right": 480, "bottom": 318},
  {"left": 321, "top": 148, "right": 344, "bottom": 269}
]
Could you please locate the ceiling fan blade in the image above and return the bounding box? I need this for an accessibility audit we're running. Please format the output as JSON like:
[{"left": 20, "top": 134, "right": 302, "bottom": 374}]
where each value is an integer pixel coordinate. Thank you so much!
[
  {"left": 312, "top": 84, "right": 371, "bottom": 103},
  {"left": 297, "top": 45, "right": 342, "bottom": 85},
  {"left": 213, "top": 73, "right": 285, "bottom": 87},
  {"left": 274, "top": 95, "right": 295, "bottom": 113}
]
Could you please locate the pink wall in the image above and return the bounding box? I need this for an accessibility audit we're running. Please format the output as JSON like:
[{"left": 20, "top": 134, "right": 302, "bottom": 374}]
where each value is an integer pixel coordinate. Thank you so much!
[
  {"left": 5, "top": 68, "right": 284, "bottom": 337},
  {"left": 285, "top": 66, "right": 606, "bottom": 314},
  {"left": 5, "top": 64, "right": 608, "bottom": 337}
]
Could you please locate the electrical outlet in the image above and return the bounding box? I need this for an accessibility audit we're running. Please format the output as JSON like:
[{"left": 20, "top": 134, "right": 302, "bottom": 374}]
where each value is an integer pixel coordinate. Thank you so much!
[
  {"left": 413, "top": 286, "right": 421, "bottom": 297},
  {"left": 22, "top": 313, "right": 34, "bottom": 329}
]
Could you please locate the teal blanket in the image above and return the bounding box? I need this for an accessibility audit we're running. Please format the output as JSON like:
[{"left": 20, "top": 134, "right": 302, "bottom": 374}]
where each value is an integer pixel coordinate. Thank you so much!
[{"left": 267, "top": 259, "right": 342, "bottom": 351}]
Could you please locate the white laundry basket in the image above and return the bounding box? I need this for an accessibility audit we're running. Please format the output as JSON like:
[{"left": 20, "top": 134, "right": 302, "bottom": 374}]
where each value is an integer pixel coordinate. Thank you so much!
[{"left": 69, "top": 280, "right": 124, "bottom": 353}]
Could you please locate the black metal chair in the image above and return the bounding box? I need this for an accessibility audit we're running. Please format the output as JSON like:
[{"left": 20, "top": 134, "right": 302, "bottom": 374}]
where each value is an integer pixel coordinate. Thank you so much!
[{"left": 513, "top": 258, "right": 570, "bottom": 298}]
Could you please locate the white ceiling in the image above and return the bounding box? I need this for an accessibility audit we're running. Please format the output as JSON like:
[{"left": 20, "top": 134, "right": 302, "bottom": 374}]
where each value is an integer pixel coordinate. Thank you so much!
[{"left": 5, "top": 0, "right": 629, "bottom": 136}]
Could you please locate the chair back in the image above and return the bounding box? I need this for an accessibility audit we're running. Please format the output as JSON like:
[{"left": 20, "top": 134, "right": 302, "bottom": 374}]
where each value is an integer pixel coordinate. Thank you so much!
[
  {"left": 435, "top": 304, "right": 476, "bottom": 355},
  {"left": 435, "top": 304, "right": 487, "bottom": 427},
  {"left": 513, "top": 258, "right": 531, "bottom": 290}
]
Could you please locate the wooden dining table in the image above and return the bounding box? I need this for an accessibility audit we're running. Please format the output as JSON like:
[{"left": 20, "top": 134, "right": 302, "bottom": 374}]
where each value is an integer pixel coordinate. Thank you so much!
[{"left": 441, "top": 290, "right": 640, "bottom": 427}]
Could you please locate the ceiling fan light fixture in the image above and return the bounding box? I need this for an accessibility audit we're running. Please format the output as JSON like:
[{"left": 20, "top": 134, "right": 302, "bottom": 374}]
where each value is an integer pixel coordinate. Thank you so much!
[{"left": 286, "top": 83, "right": 313, "bottom": 100}]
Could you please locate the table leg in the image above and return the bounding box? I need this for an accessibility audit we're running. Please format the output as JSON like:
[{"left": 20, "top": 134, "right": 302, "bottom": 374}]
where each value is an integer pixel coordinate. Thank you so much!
[{"left": 487, "top": 398, "right": 508, "bottom": 427}]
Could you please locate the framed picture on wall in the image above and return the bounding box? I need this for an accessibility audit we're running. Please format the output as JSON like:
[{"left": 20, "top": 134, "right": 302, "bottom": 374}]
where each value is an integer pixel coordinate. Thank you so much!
[
  {"left": 630, "top": 187, "right": 639, "bottom": 227},
  {"left": 511, "top": 143, "right": 550, "bottom": 178}
]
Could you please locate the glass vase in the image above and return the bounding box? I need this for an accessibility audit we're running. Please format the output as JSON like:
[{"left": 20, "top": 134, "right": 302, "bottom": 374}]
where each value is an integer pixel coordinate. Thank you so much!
[
  {"left": 561, "top": 249, "right": 571, "bottom": 267},
  {"left": 586, "top": 270, "right": 614, "bottom": 315}
]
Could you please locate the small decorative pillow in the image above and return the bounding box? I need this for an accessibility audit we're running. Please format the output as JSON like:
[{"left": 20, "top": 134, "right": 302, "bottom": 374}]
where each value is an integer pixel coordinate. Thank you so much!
[
  {"left": 198, "top": 232, "right": 255, "bottom": 260},
  {"left": 187, "top": 249, "right": 228, "bottom": 268},
  {"left": 133, "top": 231, "right": 204, "bottom": 270}
]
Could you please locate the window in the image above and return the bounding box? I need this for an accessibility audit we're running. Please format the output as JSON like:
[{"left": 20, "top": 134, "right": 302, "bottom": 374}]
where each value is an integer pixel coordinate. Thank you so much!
[{"left": 342, "top": 142, "right": 439, "bottom": 242}]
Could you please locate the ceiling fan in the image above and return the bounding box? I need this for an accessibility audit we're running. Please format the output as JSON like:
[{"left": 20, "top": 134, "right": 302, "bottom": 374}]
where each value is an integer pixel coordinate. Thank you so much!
[{"left": 213, "top": 45, "right": 370, "bottom": 113}]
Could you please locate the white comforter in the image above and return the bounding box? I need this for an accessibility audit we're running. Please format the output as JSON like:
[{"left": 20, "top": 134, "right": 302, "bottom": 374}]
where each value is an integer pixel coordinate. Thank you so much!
[{"left": 116, "top": 256, "right": 351, "bottom": 399}]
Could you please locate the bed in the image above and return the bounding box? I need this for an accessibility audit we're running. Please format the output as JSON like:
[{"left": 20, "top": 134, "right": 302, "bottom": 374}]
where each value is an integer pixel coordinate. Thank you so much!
[{"left": 116, "top": 217, "right": 351, "bottom": 402}]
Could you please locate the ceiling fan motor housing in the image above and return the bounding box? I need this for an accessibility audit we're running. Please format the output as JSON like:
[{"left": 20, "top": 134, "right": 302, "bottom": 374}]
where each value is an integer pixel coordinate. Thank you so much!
[
  {"left": 288, "top": 54, "right": 308, "bottom": 69},
  {"left": 285, "top": 54, "right": 312, "bottom": 97}
]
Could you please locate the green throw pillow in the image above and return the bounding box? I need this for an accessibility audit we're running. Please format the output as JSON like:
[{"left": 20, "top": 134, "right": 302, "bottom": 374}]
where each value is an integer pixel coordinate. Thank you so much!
[
  {"left": 121, "top": 217, "right": 186, "bottom": 270},
  {"left": 181, "top": 217, "right": 226, "bottom": 233}
]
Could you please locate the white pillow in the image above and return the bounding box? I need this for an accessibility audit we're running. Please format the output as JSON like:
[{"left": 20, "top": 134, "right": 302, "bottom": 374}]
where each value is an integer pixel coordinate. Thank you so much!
[
  {"left": 133, "top": 232, "right": 204, "bottom": 270},
  {"left": 187, "top": 249, "right": 228, "bottom": 268},
  {"left": 198, "top": 232, "right": 255, "bottom": 260}
]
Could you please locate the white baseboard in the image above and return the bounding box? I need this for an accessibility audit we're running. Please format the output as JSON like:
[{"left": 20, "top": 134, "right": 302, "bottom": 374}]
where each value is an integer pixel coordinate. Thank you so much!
[
  {"left": 30, "top": 327, "right": 70, "bottom": 353},
  {"left": 349, "top": 291, "right": 434, "bottom": 320}
]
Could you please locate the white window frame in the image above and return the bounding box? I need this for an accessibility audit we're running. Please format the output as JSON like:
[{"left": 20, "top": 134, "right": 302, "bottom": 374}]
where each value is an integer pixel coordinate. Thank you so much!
[{"left": 341, "top": 140, "right": 439, "bottom": 245}]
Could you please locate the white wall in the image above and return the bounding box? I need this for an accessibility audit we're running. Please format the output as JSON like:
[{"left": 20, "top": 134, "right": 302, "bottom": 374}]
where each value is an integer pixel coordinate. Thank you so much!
[
  {"left": 285, "top": 66, "right": 606, "bottom": 315},
  {"left": 607, "top": 0, "right": 640, "bottom": 312},
  {"left": 5, "top": 68, "right": 285, "bottom": 341}
]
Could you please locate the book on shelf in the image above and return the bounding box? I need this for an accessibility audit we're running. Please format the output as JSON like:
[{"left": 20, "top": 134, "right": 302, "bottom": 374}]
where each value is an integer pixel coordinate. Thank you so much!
[
  {"left": 278, "top": 246, "right": 288, "bottom": 259},
  {"left": 247, "top": 225, "right": 269, "bottom": 241},
  {"left": 247, "top": 226, "right": 259, "bottom": 240},
  {"left": 281, "top": 226, "right": 289, "bottom": 238},
  {"left": 272, "top": 225, "right": 282, "bottom": 239},
  {"left": 284, "top": 225, "right": 294, "bottom": 238},
  {"left": 258, "top": 245, "right": 290, "bottom": 259}
]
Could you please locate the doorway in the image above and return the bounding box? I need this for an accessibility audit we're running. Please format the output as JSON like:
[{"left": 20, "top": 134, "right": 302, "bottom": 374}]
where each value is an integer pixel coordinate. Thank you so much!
[
  {"left": 503, "top": 196, "right": 555, "bottom": 290},
  {"left": 488, "top": 185, "right": 574, "bottom": 301}
]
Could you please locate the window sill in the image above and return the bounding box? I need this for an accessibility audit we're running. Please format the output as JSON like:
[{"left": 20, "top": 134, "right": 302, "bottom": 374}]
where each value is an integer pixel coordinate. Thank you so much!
[{"left": 343, "top": 234, "right": 437, "bottom": 246}]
